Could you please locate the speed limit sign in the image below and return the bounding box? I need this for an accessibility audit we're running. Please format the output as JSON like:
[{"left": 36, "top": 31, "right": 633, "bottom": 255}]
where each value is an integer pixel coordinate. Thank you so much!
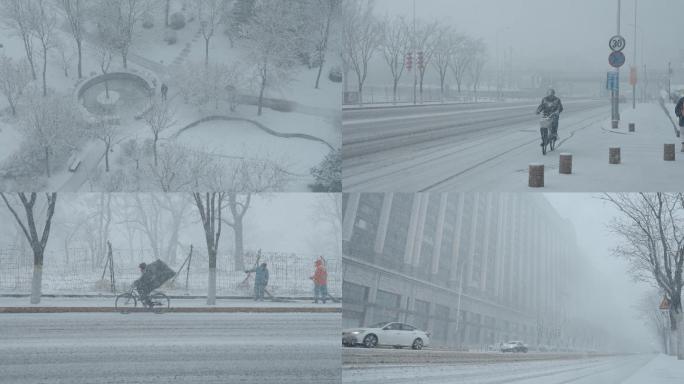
[{"left": 609, "top": 35, "right": 626, "bottom": 52}]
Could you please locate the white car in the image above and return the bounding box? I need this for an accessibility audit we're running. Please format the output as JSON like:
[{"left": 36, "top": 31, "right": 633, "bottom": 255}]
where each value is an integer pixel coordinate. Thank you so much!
[{"left": 342, "top": 322, "right": 431, "bottom": 350}]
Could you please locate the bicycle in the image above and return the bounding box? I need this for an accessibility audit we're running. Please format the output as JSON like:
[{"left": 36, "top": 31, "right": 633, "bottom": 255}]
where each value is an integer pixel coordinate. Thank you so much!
[
  {"left": 115, "top": 286, "right": 170, "bottom": 314},
  {"left": 539, "top": 113, "right": 559, "bottom": 155}
]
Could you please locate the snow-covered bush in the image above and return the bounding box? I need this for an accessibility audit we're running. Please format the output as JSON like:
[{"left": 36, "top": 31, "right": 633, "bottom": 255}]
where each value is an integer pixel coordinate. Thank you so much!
[
  {"left": 164, "top": 29, "right": 178, "bottom": 45},
  {"left": 169, "top": 12, "right": 186, "bottom": 30},
  {"left": 328, "top": 66, "right": 342, "bottom": 83},
  {"left": 309, "top": 149, "right": 341, "bottom": 192},
  {"left": 142, "top": 12, "right": 154, "bottom": 29},
  {"left": 174, "top": 62, "right": 243, "bottom": 112}
]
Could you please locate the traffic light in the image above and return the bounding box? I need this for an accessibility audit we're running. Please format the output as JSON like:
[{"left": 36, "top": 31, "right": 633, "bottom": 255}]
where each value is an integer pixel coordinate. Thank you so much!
[
  {"left": 405, "top": 52, "right": 413, "bottom": 71},
  {"left": 417, "top": 51, "right": 424, "bottom": 70}
]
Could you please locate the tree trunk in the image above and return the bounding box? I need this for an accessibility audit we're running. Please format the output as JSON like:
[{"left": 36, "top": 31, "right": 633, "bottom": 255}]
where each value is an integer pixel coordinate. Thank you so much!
[
  {"left": 165, "top": 0, "right": 170, "bottom": 27},
  {"left": 30, "top": 263, "right": 43, "bottom": 304},
  {"left": 257, "top": 71, "right": 266, "bottom": 116},
  {"left": 315, "top": 57, "right": 325, "bottom": 89},
  {"left": 678, "top": 313, "right": 684, "bottom": 360},
  {"left": 357, "top": 82, "right": 364, "bottom": 106},
  {"left": 44, "top": 147, "right": 50, "bottom": 178},
  {"left": 42, "top": 46, "right": 48, "bottom": 97},
  {"left": 77, "top": 39, "right": 83, "bottom": 79},
  {"left": 234, "top": 220, "right": 244, "bottom": 271},
  {"left": 205, "top": 38, "right": 210, "bottom": 67},
  {"left": 392, "top": 79, "right": 398, "bottom": 105},
  {"left": 153, "top": 135, "right": 159, "bottom": 167},
  {"left": 104, "top": 143, "right": 110, "bottom": 172},
  {"left": 9, "top": 100, "right": 16, "bottom": 116},
  {"left": 207, "top": 249, "right": 216, "bottom": 305}
]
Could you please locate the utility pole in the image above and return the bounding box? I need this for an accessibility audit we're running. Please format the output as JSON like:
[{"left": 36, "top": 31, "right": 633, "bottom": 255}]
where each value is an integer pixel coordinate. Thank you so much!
[
  {"left": 668, "top": 61, "right": 672, "bottom": 100},
  {"left": 616, "top": 0, "right": 621, "bottom": 121},
  {"left": 632, "top": 0, "right": 637, "bottom": 109},
  {"left": 412, "top": 0, "right": 417, "bottom": 105}
]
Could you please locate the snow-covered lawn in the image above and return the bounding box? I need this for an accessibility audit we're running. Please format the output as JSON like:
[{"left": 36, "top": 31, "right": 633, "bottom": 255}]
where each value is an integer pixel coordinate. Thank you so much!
[{"left": 177, "top": 119, "right": 331, "bottom": 175}]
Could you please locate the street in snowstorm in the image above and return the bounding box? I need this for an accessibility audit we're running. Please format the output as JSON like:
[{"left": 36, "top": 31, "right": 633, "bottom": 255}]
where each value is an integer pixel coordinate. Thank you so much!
[
  {"left": 341, "top": 193, "right": 684, "bottom": 383},
  {"left": 0, "top": 313, "right": 341, "bottom": 384},
  {"left": 342, "top": 0, "right": 684, "bottom": 191}
]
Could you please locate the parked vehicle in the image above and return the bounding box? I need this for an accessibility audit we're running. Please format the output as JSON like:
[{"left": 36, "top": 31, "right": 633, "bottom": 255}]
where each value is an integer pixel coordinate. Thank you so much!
[
  {"left": 501, "top": 341, "right": 528, "bottom": 353},
  {"left": 342, "top": 322, "right": 431, "bottom": 350}
]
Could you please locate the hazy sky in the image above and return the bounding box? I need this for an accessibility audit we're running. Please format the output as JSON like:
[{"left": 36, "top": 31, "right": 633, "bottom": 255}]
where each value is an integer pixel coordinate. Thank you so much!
[
  {"left": 545, "top": 193, "right": 655, "bottom": 350},
  {"left": 374, "top": 0, "right": 684, "bottom": 74}
]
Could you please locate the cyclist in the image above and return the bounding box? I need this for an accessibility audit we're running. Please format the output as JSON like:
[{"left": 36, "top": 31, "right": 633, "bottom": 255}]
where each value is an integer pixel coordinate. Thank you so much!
[
  {"left": 134, "top": 262, "right": 153, "bottom": 308},
  {"left": 535, "top": 88, "right": 564, "bottom": 145}
]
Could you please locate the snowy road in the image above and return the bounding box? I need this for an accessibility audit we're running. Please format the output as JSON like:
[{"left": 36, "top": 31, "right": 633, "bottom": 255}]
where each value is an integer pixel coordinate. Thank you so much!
[
  {"left": 342, "top": 99, "right": 615, "bottom": 191},
  {"left": 0, "top": 313, "right": 340, "bottom": 384},
  {"left": 343, "top": 352, "right": 655, "bottom": 384}
]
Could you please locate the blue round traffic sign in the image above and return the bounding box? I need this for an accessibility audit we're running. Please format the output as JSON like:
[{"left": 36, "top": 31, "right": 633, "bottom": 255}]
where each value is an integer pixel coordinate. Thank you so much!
[{"left": 609, "top": 51, "right": 625, "bottom": 68}]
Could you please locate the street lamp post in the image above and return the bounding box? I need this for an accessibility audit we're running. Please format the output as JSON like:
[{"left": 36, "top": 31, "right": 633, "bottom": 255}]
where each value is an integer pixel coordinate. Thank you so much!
[{"left": 632, "top": 0, "right": 637, "bottom": 109}]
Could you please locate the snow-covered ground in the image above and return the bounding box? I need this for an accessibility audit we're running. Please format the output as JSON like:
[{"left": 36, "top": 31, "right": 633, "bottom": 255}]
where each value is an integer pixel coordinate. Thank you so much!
[
  {"left": 0, "top": 296, "right": 340, "bottom": 309},
  {"left": 343, "top": 353, "right": 675, "bottom": 384},
  {"left": 343, "top": 101, "right": 684, "bottom": 191},
  {"left": 0, "top": 1, "right": 341, "bottom": 192},
  {"left": 0, "top": 312, "right": 340, "bottom": 383}
]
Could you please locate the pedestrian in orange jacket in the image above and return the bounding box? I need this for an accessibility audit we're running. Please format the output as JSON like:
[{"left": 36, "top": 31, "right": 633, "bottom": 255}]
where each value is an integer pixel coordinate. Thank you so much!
[{"left": 311, "top": 259, "right": 328, "bottom": 304}]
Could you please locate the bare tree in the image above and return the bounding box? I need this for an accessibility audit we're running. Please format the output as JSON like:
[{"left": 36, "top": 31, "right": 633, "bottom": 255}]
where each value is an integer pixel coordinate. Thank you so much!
[
  {"left": 192, "top": 192, "right": 226, "bottom": 305},
  {"left": 197, "top": 0, "right": 227, "bottom": 67},
  {"left": 30, "top": 0, "right": 57, "bottom": 97},
  {"left": 603, "top": 193, "right": 684, "bottom": 359},
  {"left": 467, "top": 39, "right": 487, "bottom": 102},
  {"left": 2, "top": 0, "right": 38, "bottom": 80},
  {"left": 243, "top": 0, "right": 299, "bottom": 116},
  {"left": 380, "top": 16, "right": 410, "bottom": 104},
  {"left": 52, "top": 41, "right": 76, "bottom": 78},
  {"left": 91, "top": 120, "right": 119, "bottom": 173},
  {"left": 94, "top": 37, "right": 114, "bottom": 98},
  {"left": 95, "top": 0, "right": 150, "bottom": 69},
  {"left": 310, "top": 0, "right": 341, "bottom": 89},
  {"left": 341, "top": 0, "right": 379, "bottom": 105},
  {"left": 143, "top": 101, "right": 176, "bottom": 167},
  {"left": 432, "top": 29, "right": 463, "bottom": 103},
  {"left": 0, "top": 193, "right": 57, "bottom": 304},
  {"left": 413, "top": 19, "right": 439, "bottom": 103},
  {"left": 0, "top": 55, "right": 31, "bottom": 116},
  {"left": 449, "top": 36, "right": 475, "bottom": 95},
  {"left": 223, "top": 193, "right": 250, "bottom": 271},
  {"left": 59, "top": 0, "right": 87, "bottom": 78},
  {"left": 20, "top": 92, "right": 83, "bottom": 178}
]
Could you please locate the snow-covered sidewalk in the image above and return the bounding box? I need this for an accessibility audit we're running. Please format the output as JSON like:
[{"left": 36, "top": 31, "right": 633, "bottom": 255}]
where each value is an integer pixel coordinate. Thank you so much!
[
  {"left": 622, "top": 354, "right": 684, "bottom": 384},
  {"left": 0, "top": 295, "right": 340, "bottom": 312}
]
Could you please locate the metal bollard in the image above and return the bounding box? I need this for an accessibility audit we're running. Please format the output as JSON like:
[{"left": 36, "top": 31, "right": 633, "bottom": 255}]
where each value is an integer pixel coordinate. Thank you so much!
[
  {"left": 559, "top": 153, "right": 572, "bottom": 174},
  {"left": 609, "top": 148, "right": 621, "bottom": 164},
  {"left": 611, "top": 120, "right": 619, "bottom": 129},
  {"left": 528, "top": 164, "right": 544, "bottom": 188},
  {"left": 664, "top": 144, "right": 675, "bottom": 161},
  {"left": 628, "top": 123, "right": 635, "bottom": 132}
]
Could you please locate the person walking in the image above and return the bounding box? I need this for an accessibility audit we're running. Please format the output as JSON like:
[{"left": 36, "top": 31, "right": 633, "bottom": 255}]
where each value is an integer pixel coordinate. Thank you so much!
[
  {"left": 675, "top": 95, "right": 684, "bottom": 134},
  {"left": 310, "top": 258, "right": 328, "bottom": 304},
  {"left": 161, "top": 83, "right": 168, "bottom": 102},
  {"left": 245, "top": 262, "right": 269, "bottom": 301}
]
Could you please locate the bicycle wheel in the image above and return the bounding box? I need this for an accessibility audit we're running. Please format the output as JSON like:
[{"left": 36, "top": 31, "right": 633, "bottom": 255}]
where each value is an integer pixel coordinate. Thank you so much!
[
  {"left": 149, "top": 292, "right": 170, "bottom": 314},
  {"left": 115, "top": 293, "right": 137, "bottom": 313}
]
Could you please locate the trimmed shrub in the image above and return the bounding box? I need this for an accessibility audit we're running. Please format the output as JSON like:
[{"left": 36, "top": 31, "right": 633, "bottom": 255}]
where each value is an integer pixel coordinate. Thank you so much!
[
  {"left": 169, "top": 12, "right": 186, "bottom": 30},
  {"left": 164, "top": 30, "right": 178, "bottom": 45},
  {"left": 328, "top": 66, "right": 342, "bottom": 83},
  {"left": 309, "top": 149, "right": 341, "bottom": 192}
]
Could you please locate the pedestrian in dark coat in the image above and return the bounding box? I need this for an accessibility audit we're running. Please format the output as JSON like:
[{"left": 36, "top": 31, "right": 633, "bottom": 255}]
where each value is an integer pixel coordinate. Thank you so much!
[
  {"left": 245, "top": 263, "right": 269, "bottom": 301},
  {"left": 161, "top": 83, "right": 168, "bottom": 102},
  {"left": 675, "top": 96, "right": 684, "bottom": 129}
]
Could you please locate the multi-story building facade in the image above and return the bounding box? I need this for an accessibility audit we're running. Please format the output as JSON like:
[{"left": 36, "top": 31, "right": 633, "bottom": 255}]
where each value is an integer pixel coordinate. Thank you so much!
[{"left": 342, "top": 193, "right": 580, "bottom": 349}]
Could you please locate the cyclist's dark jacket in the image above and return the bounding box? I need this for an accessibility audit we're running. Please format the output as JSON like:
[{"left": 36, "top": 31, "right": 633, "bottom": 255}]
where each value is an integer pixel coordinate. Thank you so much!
[
  {"left": 536, "top": 96, "right": 564, "bottom": 117},
  {"left": 676, "top": 97, "right": 684, "bottom": 127}
]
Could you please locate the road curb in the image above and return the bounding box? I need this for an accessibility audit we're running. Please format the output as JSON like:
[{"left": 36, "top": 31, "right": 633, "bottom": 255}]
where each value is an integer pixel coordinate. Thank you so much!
[{"left": 0, "top": 307, "right": 341, "bottom": 314}]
